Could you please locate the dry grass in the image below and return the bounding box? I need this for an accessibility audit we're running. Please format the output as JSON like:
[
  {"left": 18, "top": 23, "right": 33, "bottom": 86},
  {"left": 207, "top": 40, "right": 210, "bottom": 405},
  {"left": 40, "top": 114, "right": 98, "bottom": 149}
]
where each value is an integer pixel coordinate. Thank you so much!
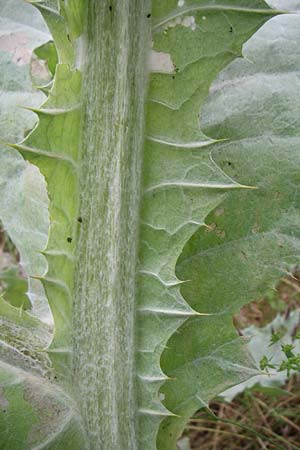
[{"left": 187, "top": 375, "right": 300, "bottom": 450}]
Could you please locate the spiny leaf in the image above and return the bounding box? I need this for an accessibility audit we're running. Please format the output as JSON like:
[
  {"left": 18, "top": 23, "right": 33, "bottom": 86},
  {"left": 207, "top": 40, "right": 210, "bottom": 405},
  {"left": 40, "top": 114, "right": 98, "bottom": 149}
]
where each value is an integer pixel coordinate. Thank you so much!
[
  {"left": 12, "top": 5, "right": 82, "bottom": 375},
  {"left": 0, "top": 0, "right": 50, "bottom": 320},
  {"left": 1, "top": 1, "right": 299, "bottom": 450},
  {"left": 137, "top": 1, "right": 281, "bottom": 448},
  {"left": 158, "top": 11, "right": 300, "bottom": 448},
  {"left": 34, "top": 40, "right": 58, "bottom": 75},
  {"left": 0, "top": 2, "right": 85, "bottom": 448}
]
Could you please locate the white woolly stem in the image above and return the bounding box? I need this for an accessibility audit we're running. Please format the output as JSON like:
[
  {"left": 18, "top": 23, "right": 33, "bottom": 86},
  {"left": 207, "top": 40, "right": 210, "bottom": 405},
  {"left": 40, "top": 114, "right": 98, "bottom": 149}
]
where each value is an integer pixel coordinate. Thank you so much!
[{"left": 73, "top": 2, "right": 151, "bottom": 449}]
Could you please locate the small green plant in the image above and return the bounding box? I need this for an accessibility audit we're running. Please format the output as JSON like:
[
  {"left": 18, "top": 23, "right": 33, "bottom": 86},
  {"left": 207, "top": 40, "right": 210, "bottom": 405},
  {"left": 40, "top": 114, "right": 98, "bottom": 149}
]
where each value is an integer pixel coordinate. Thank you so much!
[
  {"left": 260, "top": 329, "right": 300, "bottom": 377},
  {"left": 260, "top": 355, "right": 276, "bottom": 373}
]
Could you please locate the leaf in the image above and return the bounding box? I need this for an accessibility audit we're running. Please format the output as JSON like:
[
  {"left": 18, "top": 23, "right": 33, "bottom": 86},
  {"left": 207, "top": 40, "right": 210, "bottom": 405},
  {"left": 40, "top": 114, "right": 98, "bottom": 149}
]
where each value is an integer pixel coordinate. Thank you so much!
[
  {"left": 157, "top": 10, "right": 300, "bottom": 448},
  {"left": 10, "top": 2, "right": 82, "bottom": 375},
  {"left": 0, "top": 296, "right": 85, "bottom": 449},
  {"left": 34, "top": 40, "right": 58, "bottom": 77},
  {"left": 1, "top": 1, "right": 299, "bottom": 450},
  {"left": 0, "top": 299, "right": 62, "bottom": 449},
  {"left": 0, "top": 0, "right": 50, "bottom": 320},
  {"left": 138, "top": 2, "right": 284, "bottom": 448},
  {"left": 0, "top": 296, "right": 51, "bottom": 373},
  {"left": 0, "top": 361, "right": 86, "bottom": 450},
  {"left": 0, "top": 3, "right": 84, "bottom": 448},
  {"left": 0, "top": 266, "right": 30, "bottom": 309}
]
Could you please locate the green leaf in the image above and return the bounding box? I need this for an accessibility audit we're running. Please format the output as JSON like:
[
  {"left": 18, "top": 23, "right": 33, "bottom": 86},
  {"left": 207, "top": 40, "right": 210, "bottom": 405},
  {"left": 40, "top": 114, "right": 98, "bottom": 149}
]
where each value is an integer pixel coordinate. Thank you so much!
[
  {"left": 0, "top": 361, "right": 86, "bottom": 450},
  {"left": 0, "top": 298, "right": 85, "bottom": 449},
  {"left": 34, "top": 40, "right": 58, "bottom": 77},
  {"left": 0, "top": 296, "right": 51, "bottom": 373},
  {"left": 138, "top": 2, "right": 284, "bottom": 448},
  {"left": 1, "top": 1, "right": 300, "bottom": 450},
  {"left": 0, "top": 3, "right": 83, "bottom": 448},
  {"left": 0, "top": 266, "right": 29, "bottom": 309},
  {"left": 11, "top": 4, "right": 82, "bottom": 375},
  {"left": 0, "top": 0, "right": 50, "bottom": 320},
  {"left": 157, "top": 11, "right": 300, "bottom": 448}
]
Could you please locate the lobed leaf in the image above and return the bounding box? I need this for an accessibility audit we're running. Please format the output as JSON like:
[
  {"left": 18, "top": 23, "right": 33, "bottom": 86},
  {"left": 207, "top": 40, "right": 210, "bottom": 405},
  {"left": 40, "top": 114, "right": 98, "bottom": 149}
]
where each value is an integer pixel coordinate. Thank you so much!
[
  {"left": 0, "top": 0, "right": 50, "bottom": 320},
  {"left": 137, "top": 1, "right": 285, "bottom": 448},
  {"left": 1, "top": 1, "right": 299, "bottom": 450},
  {"left": 158, "top": 9, "right": 300, "bottom": 448},
  {"left": 0, "top": 2, "right": 84, "bottom": 448}
]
